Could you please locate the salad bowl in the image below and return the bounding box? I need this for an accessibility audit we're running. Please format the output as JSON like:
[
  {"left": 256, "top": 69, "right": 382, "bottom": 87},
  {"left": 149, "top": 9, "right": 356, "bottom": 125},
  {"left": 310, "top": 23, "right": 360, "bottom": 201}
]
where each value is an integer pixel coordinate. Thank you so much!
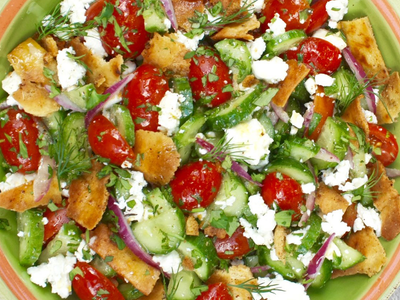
[{"left": 0, "top": 0, "right": 400, "bottom": 299}]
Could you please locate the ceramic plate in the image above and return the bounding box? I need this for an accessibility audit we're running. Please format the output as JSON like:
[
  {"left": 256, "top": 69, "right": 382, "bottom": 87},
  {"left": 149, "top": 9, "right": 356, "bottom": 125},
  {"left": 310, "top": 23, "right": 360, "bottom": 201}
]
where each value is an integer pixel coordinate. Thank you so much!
[{"left": 0, "top": 0, "right": 400, "bottom": 299}]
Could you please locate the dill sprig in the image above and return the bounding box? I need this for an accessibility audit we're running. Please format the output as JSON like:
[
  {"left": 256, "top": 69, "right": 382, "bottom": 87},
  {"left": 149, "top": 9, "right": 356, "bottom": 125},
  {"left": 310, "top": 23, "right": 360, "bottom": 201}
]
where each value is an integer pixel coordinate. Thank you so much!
[
  {"left": 188, "top": 0, "right": 256, "bottom": 36},
  {"left": 199, "top": 135, "right": 250, "bottom": 163},
  {"left": 229, "top": 279, "right": 281, "bottom": 299},
  {"left": 37, "top": 4, "right": 96, "bottom": 41},
  {"left": 363, "top": 167, "right": 383, "bottom": 199}
]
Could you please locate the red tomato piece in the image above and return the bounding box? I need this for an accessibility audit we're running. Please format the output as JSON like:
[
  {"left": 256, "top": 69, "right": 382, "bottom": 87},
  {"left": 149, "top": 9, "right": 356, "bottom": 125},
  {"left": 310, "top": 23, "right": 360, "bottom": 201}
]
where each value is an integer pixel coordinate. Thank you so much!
[
  {"left": 43, "top": 206, "right": 70, "bottom": 244},
  {"left": 189, "top": 47, "right": 232, "bottom": 107},
  {"left": 0, "top": 108, "right": 41, "bottom": 173},
  {"left": 286, "top": 37, "right": 342, "bottom": 74},
  {"left": 368, "top": 123, "right": 399, "bottom": 166},
  {"left": 88, "top": 115, "right": 134, "bottom": 165},
  {"left": 126, "top": 64, "right": 169, "bottom": 131},
  {"left": 214, "top": 227, "right": 251, "bottom": 260},
  {"left": 72, "top": 261, "right": 124, "bottom": 300},
  {"left": 170, "top": 161, "right": 222, "bottom": 211},
  {"left": 86, "top": 0, "right": 149, "bottom": 59},
  {"left": 305, "top": 86, "right": 335, "bottom": 141},
  {"left": 260, "top": 0, "right": 311, "bottom": 32},
  {"left": 196, "top": 283, "right": 233, "bottom": 300},
  {"left": 261, "top": 172, "right": 304, "bottom": 220},
  {"left": 306, "top": 0, "right": 330, "bottom": 34}
]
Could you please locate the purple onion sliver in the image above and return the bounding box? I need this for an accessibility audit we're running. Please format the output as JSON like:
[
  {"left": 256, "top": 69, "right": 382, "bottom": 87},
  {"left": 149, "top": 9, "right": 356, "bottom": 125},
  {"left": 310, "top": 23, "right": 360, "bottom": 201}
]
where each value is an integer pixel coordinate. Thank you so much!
[
  {"left": 299, "top": 191, "right": 316, "bottom": 227},
  {"left": 344, "top": 146, "right": 354, "bottom": 169},
  {"left": 302, "top": 103, "right": 314, "bottom": 130},
  {"left": 385, "top": 167, "right": 400, "bottom": 178},
  {"left": 231, "top": 161, "right": 263, "bottom": 187},
  {"left": 314, "top": 148, "right": 340, "bottom": 163},
  {"left": 160, "top": 0, "right": 178, "bottom": 31},
  {"left": 34, "top": 156, "right": 56, "bottom": 202},
  {"left": 250, "top": 265, "right": 271, "bottom": 274},
  {"left": 45, "top": 85, "right": 86, "bottom": 112},
  {"left": 107, "top": 196, "right": 163, "bottom": 272},
  {"left": 271, "top": 102, "right": 289, "bottom": 123}
]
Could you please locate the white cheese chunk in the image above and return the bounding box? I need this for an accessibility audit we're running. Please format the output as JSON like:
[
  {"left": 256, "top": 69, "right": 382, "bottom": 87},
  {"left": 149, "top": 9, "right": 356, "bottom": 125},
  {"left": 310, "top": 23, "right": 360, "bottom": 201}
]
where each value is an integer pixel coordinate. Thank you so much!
[
  {"left": 362, "top": 108, "right": 378, "bottom": 124},
  {"left": 267, "top": 13, "right": 287, "bottom": 37},
  {"left": 247, "top": 37, "right": 266, "bottom": 61},
  {"left": 304, "top": 77, "right": 317, "bottom": 95},
  {"left": 326, "top": 0, "right": 348, "bottom": 28},
  {"left": 84, "top": 28, "right": 107, "bottom": 58},
  {"left": 60, "top": 0, "right": 93, "bottom": 24},
  {"left": 355, "top": 203, "right": 382, "bottom": 237},
  {"left": 0, "top": 172, "right": 37, "bottom": 192},
  {"left": 290, "top": 111, "right": 304, "bottom": 129},
  {"left": 157, "top": 91, "right": 185, "bottom": 136},
  {"left": 321, "top": 209, "right": 350, "bottom": 238},
  {"left": 252, "top": 57, "right": 289, "bottom": 84},
  {"left": 321, "top": 160, "right": 351, "bottom": 187},
  {"left": 315, "top": 74, "right": 335, "bottom": 87},
  {"left": 301, "top": 183, "right": 316, "bottom": 194},
  {"left": 74, "top": 240, "right": 96, "bottom": 263},
  {"left": 242, "top": 0, "right": 265, "bottom": 13},
  {"left": 152, "top": 250, "right": 182, "bottom": 274},
  {"left": 57, "top": 47, "right": 86, "bottom": 90},
  {"left": 312, "top": 29, "right": 347, "bottom": 50},
  {"left": 286, "top": 226, "right": 310, "bottom": 245},
  {"left": 175, "top": 31, "right": 205, "bottom": 51}
]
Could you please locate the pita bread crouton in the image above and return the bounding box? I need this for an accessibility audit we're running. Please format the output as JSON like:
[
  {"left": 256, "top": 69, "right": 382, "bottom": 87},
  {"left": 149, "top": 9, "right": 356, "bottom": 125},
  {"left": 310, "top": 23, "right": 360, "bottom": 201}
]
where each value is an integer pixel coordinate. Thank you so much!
[
  {"left": 138, "top": 281, "right": 165, "bottom": 300},
  {"left": 0, "top": 174, "right": 61, "bottom": 212},
  {"left": 376, "top": 72, "right": 400, "bottom": 124},
  {"left": 211, "top": 15, "right": 260, "bottom": 41},
  {"left": 171, "top": 0, "right": 204, "bottom": 32},
  {"left": 272, "top": 60, "right": 310, "bottom": 107},
  {"left": 341, "top": 96, "right": 369, "bottom": 137},
  {"left": 142, "top": 33, "right": 191, "bottom": 77},
  {"left": 371, "top": 162, "right": 400, "bottom": 241},
  {"left": 132, "top": 130, "right": 180, "bottom": 186},
  {"left": 274, "top": 225, "right": 288, "bottom": 263},
  {"left": 67, "top": 161, "right": 109, "bottom": 230},
  {"left": 338, "top": 17, "right": 389, "bottom": 82},
  {"left": 204, "top": 226, "right": 227, "bottom": 239},
  {"left": 89, "top": 224, "right": 160, "bottom": 295},
  {"left": 210, "top": 0, "right": 242, "bottom": 17},
  {"left": 70, "top": 37, "right": 123, "bottom": 93},
  {"left": 332, "top": 227, "right": 386, "bottom": 278},
  {"left": 315, "top": 183, "right": 350, "bottom": 215},
  {"left": 186, "top": 215, "right": 199, "bottom": 236},
  {"left": 13, "top": 81, "right": 60, "bottom": 117},
  {"left": 207, "top": 265, "right": 256, "bottom": 299}
]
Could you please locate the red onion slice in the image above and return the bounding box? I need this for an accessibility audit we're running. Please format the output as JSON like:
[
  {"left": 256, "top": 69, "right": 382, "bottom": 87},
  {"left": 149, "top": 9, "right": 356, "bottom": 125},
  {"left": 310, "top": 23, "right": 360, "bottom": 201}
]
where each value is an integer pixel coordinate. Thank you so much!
[
  {"left": 34, "top": 156, "right": 56, "bottom": 202},
  {"left": 344, "top": 146, "right": 354, "bottom": 169},
  {"left": 299, "top": 191, "right": 316, "bottom": 227},
  {"left": 195, "top": 138, "right": 262, "bottom": 187},
  {"left": 250, "top": 265, "right": 271, "bottom": 275},
  {"left": 84, "top": 73, "right": 134, "bottom": 127},
  {"left": 160, "top": 0, "right": 178, "bottom": 31},
  {"left": 107, "top": 196, "right": 162, "bottom": 272},
  {"left": 44, "top": 86, "right": 86, "bottom": 112},
  {"left": 342, "top": 47, "right": 376, "bottom": 113},
  {"left": 271, "top": 102, "right": 289, "bottom": 123},
  {"left": 314, "top": 147, "right": 340, "bottom": 163},
  {"left": 385, "top": 167, "right": 400, "bottom": 178},
  {"left": 304, "top": 234, "right": 335, "bottom": 290},
  {"left": 303, "top": 103, "right": 315, "bottom": 130}
]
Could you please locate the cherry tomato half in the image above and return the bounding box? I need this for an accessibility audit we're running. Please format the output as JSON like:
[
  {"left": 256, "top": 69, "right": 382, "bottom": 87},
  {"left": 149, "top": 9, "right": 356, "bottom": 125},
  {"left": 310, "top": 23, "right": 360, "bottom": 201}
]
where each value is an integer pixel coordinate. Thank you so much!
[
  {"left": 170, "top": 161, "right": 222, "bottom": 211},
  {"left": 126, "top": 64, "right": 169, "bottom": 131},
  {"left": 43, "top": 206, "right": 70, "bottom": 244},
  {"left": 369, "top": 123, "right": 399, "bottom": 166},
  {"left": 0, "top": 108, "right": 41, "bottom": 173},
  {"left": 189, "top": 47, "right": 232, "bottom": 107},
  {"left": 214, "top": 227, "right": 251, "bottom": 260},
  {"left": 306, "top": 0, "right": 330, "bottom": 34},
  {"left": 286, "top": 37, "right": 342, "bottom": 74},
  {"left": 260, "top": 0, "right": 311, "bottom": 33},
  {"left": 72, "top": 261, "right": 124, "bottom": 300},
  {"left": 261, "top": 172, "right": 304, "bottom": 220},
  {"left": 196, "top": 283, "right": 233, "bottom": 300},
  {"left": 88, "top": 115, "right": 134, "bottom": 165},
  {"left": 86, "top": 0, "right": 149, "bottom": 59}
]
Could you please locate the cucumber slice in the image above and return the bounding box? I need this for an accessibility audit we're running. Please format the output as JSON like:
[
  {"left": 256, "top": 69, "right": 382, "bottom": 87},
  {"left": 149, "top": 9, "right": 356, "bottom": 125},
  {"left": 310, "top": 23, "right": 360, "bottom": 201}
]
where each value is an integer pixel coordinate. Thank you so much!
[
  {"left": 131, "top": 188, "right": 185, "bottom": 254},
  {"left": 118, "top": 282, "right": 144, "bottom": 300},
  {"left": 168, "top": 270, "right": 201, "bottom": 300},
  {"left": 214, "top": 39, "right": 252, "bottom": 83},
  {"left": 297, "top": 213, "right": 322, "bottom": 254},
  {"left": 173, "top": 114, "right": 207, "bottom": 165},
  {"left": 206, "top": 85, "right": 263, "bottom": 131},
  {"left": 311, "top": 117, "right": 350, "bottom": 170},
  {"left": 42, "top": 110, "right": 67, "bottom": 138},
  {"left": 171, "top": 77, "right": 194, "bottom": 124},
  {"left": 63, "top": 84, "right": 95, "bottom": 111},
  {"left": 142, "top": 0, "right": 169, "bottom": 33},
  {"left": 332, "top": 237, "right": 365, "bottom": 270},
  {"left": 17, "top": 208, "right": 45, "bottom": 267},
  {"left": 310, "top": 259, "right": 333, "bottom": 289},
  {"left": 265, "top": 30, "right": 307, "bottom": 56},
  {"left": 253, "top": 110, "right": 275, "bottom": 139},
  {"left": 278, "top": 136, "right": 320, "bottom": 162},
  {"left": 265, "top": 157, "right": 315, "bottom": 184},
  {"left": 90, "top": 255, "right": 117, "bottom": 278},
  {"left": 108, "top": 104, "right": 136, "bottom": 147},
  {"left": 177, "top": 233, "right": 218, "bottom": 281},
  {"left": 38, "top": 222, "right": 82, "bottom": 264}
]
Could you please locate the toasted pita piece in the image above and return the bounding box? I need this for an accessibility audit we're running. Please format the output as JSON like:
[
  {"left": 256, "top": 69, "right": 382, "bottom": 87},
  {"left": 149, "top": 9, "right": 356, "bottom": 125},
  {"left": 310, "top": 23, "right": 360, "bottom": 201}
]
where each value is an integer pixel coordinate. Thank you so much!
[
  {"left": 204, "top": 226, "right": 227, "bottom": 239},
  {"left": 70, "top": 38, "right": 123, "bottom": 93},
  {"left": 67, "top": 161, "right": 109, "bottom": 230},
  {"left": 210, "top": 0, "right": 242, "bottom": 16},
  {"left": 332, "top": 227, "right": 385, "bottom": 278},
  {"left": 172, "top": 0, "right": 204, "bottom": 32},
  {"left": 89, "top": 224, "right": 160, "bottom": 295},
  {"left": 132, "top": 130, "right": 180, "bottom": 186},
  {"left": 241, "top": 75, "right": 259, "bottom": 89},
  {"left": 338, "top": 17, "right": 389, "bottom": 82},
  {"left": 138, "top": 281, "right": 165, "bottom": 300},
  {"left": 272, "top": 60, "right": 310, "bottom": 107},
  {"left": 211, "top": 15, "right": 260, "bottom": 41},
  {"left": 315, "top": 183, "right": 350, "bottom": 215},
  {"left": 7, "top": 38, "right": 49, "bottom": 84},
  {"left": 39, "top": 36, "right": 60, "bottom": 58},
  {"left": 274, "top": 225, "right": 288, "bottom": 263},
  {"left": 186, "top": 215, "right": 199, "bottom": 236},
  {"left": 142, "top": 33, "right": 190, "bottom": 77},
  {"left": 0, "top": 174, "right": 61, "bottom": 212},
  {"left": 341, "top": 96, "right": 369, "bottom": 136},
  {"left": 13, "top": 81, "right": 60, "bottom": 117},
  {"left": 371, "top": 161, "right": 400, "bottom": 240},
  {"left": 207, "top": 265, "right": 255, "bottom": 300},
  {"left": 376, "top": 72, "right": 400, "bottom": 124}
]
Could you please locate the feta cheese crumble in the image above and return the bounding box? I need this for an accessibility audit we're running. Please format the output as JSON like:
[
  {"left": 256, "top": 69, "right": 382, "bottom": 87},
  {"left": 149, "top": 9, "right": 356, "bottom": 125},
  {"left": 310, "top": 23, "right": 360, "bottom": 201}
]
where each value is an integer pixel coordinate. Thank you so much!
[
  {"left": 74, "top": 240, "right": 96, "bottom": 262},
  {"left": 326, "top": 0, "right": 348, "bottom": 28},
  {"left": 152, "top": 250, "right": 182, "bottom": 274},
  {"left": 315, "top": 74, "right": 335, "bottom": 87},
  {"left": 242, "top": 0, "right": 265, "bottom": 13},
  {"left": 157, "top": 91, "right": 185, "bottom": 136},
  {"left": 254, "top": 274, "right": 310, "bottom": 300},
  {"left": 0, "top": 172, "right": 37, "bottom": 192},
  {"left": 321, "top": 160, "right": 351, "bottom": 187},
  {"left": 338, "top": 174, "right": 368, "bottom": 192},
  {"left": 286, "top": 226, "right": 310, "bottom": 245},
  {"left": 301, "top": 183, "right": 316, "bottom": 194},
  {"left": 267, "top": 13, "right": 287, "bottom": 37},
  {"left": 215, "top": 196, "right": 236, "bottom": 210},
  {"left": 225, "top": 119, "right": 274, "bottom": 167},
  {"left": 247, "top": 37, "right": 267, "bottom": 61},
  {"left": 60, "top": 0, "right": 93, "bottom": 24},
  {"left": 175, "top": 31, "right": 205, "bottom": 51},
  {"left": 305, "top": 77, "right": 317, "bottom": 96},
  {"left": 252, "top": 57, "right": 289, "bottom": 84},
  {"left": 354, "top": 203, "right": 382, "bottom": 237},
  {"left": 321, "top": 209, "right": 350, "bottom": 238},
  {"left": 313, "top": 29, "right": 347, "bottom": 50},
  {"left": 27, "top": 254, "right": 76, "bottom": 298},
  {"left": 84, "top": 28, "right": 107, "bottom": 58},
  {"left": 290, "top": 111, "right": 304, "bottom": 129},
  {"left": 57, "top": 47, "right": 86, "bottom": 90},
  {"left": 362, "top": 108, "right": 378, "bottom": 124}
]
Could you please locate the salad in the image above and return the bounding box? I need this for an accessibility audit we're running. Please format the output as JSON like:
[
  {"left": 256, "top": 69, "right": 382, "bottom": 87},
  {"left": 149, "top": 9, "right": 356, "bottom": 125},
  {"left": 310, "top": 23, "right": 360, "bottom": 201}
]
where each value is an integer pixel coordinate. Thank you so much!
[{"left": 0, "top": 0, "right": 400, "bottom": 299}]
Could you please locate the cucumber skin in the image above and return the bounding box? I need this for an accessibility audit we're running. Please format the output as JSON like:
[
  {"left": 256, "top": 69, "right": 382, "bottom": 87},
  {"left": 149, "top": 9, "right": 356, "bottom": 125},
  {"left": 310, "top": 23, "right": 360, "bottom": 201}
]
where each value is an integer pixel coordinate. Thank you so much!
[
  {"left": 265, "top": 30, "right": 307, "bottom": 56},
  {"left": 332, "top": 237, "right": 365, "bottom": 270},
  {"left": 168, "top": 270, "right": 201, "bottom": 300},
  {"left": 258, "top": 246, "right": 301, "bottom": 280},
  {"left": 310, "top": 259, "right": 333, "bottom": 289},
  {"left": 109, "top": 104, "right": 136, "bottom": 147},
  {"left": 265, "top": 157, "right": 315, "bottom": 184},
  {"left": 17, "top": 208, "right": 45, "bottom": 267}
]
